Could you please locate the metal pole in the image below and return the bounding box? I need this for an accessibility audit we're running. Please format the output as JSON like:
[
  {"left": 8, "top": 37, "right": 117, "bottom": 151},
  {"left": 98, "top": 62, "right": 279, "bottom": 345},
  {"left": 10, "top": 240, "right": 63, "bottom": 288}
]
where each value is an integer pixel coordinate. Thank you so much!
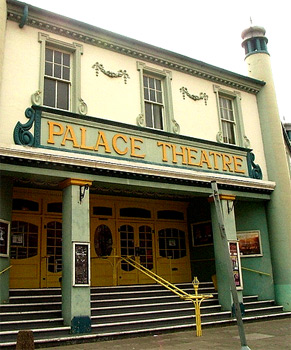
[{"left": 210, "top": 181, "right": 251, "bottom": 350}]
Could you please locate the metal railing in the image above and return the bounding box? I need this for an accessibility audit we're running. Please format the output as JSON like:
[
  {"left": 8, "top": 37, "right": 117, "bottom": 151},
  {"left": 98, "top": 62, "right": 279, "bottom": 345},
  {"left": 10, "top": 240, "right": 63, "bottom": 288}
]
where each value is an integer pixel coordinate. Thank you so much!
[
  {"left": 0, "top": 265, "right": 12, "bottom": 276},
  {"left": 241, "top": 266, "right": 271, "bottom": 277},
  {"left": 121, "top": 256, "right": 213, "bottom": 336}
]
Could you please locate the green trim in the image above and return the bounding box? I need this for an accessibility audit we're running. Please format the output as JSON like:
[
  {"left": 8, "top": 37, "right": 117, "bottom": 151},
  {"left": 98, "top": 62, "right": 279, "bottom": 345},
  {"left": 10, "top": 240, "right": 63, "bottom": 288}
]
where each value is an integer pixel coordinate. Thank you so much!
[
  {"left": 136, "top": 61, "right": 179, "bottom": 133},
  {"left": 13, "top": 107, "right": 36, "bottom": 146},
  {"left": 34, "top": 33, "right": 85, "bottom": 115},
  {"left": 213, "top": 85, "right": 250, "bottom": 148},
  {"left": 247, "top": 151, "right": 262, "bottom": 180},
  {"left": 18, "top": 4, "right": 28, "bottom": 28}
]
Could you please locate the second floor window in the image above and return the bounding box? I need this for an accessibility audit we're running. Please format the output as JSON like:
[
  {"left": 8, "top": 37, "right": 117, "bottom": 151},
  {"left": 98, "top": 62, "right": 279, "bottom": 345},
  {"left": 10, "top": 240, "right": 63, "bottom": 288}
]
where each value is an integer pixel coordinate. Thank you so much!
[
  {"left": 143, "top": 75, "right": 164, "bottom": 130},
  {"left": 43, "top": 48, "right": 71, "bottom": 110},
  {"left": 219, "top": 96, "right": 236, "bottom": 145}
]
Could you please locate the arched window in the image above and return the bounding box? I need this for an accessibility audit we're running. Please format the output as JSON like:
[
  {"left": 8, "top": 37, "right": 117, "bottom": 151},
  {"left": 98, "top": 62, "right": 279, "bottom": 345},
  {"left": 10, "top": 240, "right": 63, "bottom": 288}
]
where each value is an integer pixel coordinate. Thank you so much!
[{"left": 94, "top": 224, "right": 113, "bottom": 257}]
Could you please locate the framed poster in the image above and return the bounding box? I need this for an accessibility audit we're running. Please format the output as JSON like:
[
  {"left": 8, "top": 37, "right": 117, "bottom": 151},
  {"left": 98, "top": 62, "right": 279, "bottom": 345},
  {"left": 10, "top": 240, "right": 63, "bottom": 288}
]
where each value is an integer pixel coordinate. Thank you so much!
[
  {"left": 237, "top": 230, "right": 262, "bottom": 257},
  {"left": 228, "top": 241, "right": 243, "bottom": 290},
  {"left": 191, "top": 221, "right": 213, "bottom": 246},
  {"left": 0, "top": 219, "right": 10, "bottom": 257},
  {"left": 73, "top": 242, "right": 90, "bottom": 286}
]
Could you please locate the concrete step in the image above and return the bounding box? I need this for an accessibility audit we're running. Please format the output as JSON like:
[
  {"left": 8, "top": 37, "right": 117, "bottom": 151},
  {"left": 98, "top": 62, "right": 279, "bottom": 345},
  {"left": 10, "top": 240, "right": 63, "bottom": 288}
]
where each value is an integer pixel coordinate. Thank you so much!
[{"left": 1, "top": 283, "right": 290, "bottom": 349}]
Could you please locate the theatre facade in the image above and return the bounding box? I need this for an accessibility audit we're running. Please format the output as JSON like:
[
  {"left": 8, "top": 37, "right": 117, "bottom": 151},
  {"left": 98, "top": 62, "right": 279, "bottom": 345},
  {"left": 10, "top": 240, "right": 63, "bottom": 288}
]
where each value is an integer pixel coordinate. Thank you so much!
[{"left": 1, "top": 0, "right": 290, "bottom": 331}]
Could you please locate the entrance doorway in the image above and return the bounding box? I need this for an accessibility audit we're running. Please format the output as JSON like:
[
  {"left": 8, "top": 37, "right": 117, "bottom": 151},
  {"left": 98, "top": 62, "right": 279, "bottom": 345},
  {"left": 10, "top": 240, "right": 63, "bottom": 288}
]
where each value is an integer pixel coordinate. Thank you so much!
[
  {"left": 90, "top": 196, "right": 191, "bottom": 286},
  {"left": 10, "top": 190, "right": 63, "bottom": 288}
]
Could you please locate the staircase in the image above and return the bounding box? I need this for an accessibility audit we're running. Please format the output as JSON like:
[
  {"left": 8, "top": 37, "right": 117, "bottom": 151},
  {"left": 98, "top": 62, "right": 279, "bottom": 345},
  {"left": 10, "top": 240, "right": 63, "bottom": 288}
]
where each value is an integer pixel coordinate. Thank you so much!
[{"left": 1, "top": 283, "right": 290, "bottom": 349}]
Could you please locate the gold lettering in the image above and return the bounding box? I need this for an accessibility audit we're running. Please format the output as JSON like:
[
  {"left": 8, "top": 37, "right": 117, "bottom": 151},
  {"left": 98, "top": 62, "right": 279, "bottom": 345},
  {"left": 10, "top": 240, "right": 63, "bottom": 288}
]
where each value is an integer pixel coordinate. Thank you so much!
[
  {"left": 80, "top": 127, "right": 94, "bottom": 150},
  {"left": 233, "top": 156, "right": 245, "bottom": 174},
  {"left": 157, "top": 142, "right": 171, "bottom": 162},
  {"left": 47, "top": 121, "right": 64, "bottom": 144},
  {"left": 199, "top": 150, "right": 212, "bottom": 169},
  {"left": 61, "top": 125, "right": 80, "bottom": 148},
  {"left": 209, "top": 151, "right": 222, "bottom": 170},
  {"left": 171, "top": 145, "right": 187, "bottom": 164},
  {"left": 112, "top": 134, "right": 128, "bottom": 155},
  {"left": 186, "top": 147, "right": 199, "bottom": 166},
  {"left": 130, "top": 137, "right": 145, "bottom": 158},
  {"left": 94, "top": 131, "right": 111, "bottom": 153},
  {"left": 222, "top": 153, "right": 234, "bottom": 172}
]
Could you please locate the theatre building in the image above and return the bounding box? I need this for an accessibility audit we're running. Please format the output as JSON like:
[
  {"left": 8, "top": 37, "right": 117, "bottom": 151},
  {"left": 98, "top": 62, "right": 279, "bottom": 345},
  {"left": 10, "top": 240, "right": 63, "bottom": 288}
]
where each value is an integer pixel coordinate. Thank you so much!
[{"left": 0, "top": 0, "right": 290, "bottom": 342}]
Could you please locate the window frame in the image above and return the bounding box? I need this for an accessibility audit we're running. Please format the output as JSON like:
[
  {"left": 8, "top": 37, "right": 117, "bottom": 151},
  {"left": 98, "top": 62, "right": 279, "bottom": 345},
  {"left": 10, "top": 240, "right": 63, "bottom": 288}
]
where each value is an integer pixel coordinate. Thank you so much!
[
  {"left": 137, "top": 62, "right": 179, "bottom": 133},
  {"left": 32, "top": 33, "right": 87, "bottom": 115},
  {"left": 213, "top": 85, "right": 249, "bottom": 148}
]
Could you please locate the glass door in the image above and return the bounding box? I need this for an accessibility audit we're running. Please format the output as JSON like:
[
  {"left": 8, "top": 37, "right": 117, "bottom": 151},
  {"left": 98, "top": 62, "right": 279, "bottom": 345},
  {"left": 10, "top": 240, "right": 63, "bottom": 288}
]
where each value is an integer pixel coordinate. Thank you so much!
[
  {"left": 41, "top": 218, "right": 62, "bottom": 288},
  {"left": 118, "top": 222, "right": 155, "bottom": 285},
  {"left": 10, "top": 216, "right": 41, "bottom": 288}
]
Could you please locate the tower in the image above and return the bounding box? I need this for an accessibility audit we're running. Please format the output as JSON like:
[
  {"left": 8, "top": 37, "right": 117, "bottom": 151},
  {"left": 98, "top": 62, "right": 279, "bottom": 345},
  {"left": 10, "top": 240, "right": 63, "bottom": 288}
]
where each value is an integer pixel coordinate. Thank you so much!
[{"left": 241, "top": 26, "right": 291, "bottom": 310}]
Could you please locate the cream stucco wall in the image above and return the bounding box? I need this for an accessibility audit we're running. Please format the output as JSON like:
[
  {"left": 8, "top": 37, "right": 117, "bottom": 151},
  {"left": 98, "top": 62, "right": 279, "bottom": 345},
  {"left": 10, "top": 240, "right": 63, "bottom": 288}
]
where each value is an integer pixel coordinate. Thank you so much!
[{"left": 0, "top": 19, "right": 268, "bottom": 180}]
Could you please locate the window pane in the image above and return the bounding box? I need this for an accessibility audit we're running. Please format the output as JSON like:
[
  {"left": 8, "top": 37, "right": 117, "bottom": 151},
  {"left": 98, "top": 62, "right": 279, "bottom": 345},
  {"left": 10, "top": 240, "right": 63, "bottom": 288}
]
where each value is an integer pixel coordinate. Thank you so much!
[
  {"left": 149, "top": 77, "right": 155, "bottom": 89},
  {"left": 144, "top": 87, "right": 149, "bottom": 100},
  {"left": 44, "top": 78, "right": 56, "bottom": 107},
  {"left": 45, "top": 48, "right": 53, "bottom": 62},
  {"left": 54, "top": 50, "right": 62, "bottom": 64},
  {"left": 157, "top": 91, "right": 163, "bottom": 103},
  {"left": 227, "top": 122, "right": 236, "bottom": 144},
  {"left": 153, "top": 104, "right": 163, "bottom": 130},
  {"left": 150, "top": 89, "right": 156, "bottom": 102},
  {"left": 143, "top": 75, "right": 148, "bottom": 87},
  {"left": 63, "top": 53, "right": 70, "bottom": 66},
  {"left": 45, "top": 62, "right": 53, "bottom": 76},
  {"left": 54, "top": 64, "right": 61, "bottom": 78},
  {"left": 63, "top": 66, "right": 70, "bottom": 80},
  {"left": 145, "top": 102, "right": 153, "bottom": 128},
  {"left": 155, "top": 79, "right": 161, "bottom": 91},
  {"left": 57, "top": 81, "right": 69, "bottom": 110}
]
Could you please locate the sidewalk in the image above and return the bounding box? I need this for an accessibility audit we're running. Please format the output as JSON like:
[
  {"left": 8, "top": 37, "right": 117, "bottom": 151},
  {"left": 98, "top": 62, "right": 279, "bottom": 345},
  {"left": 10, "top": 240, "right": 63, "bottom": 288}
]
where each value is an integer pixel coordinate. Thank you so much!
[{"left": 48, "top": 318, "right": 291, "bottom": 350}]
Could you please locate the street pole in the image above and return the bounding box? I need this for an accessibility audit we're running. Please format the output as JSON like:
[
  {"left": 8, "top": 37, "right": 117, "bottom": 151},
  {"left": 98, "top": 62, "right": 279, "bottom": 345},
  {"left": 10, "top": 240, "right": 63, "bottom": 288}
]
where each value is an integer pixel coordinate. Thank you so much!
[{"left": 210, "top": 181, "right": 251, "bottom": 350}]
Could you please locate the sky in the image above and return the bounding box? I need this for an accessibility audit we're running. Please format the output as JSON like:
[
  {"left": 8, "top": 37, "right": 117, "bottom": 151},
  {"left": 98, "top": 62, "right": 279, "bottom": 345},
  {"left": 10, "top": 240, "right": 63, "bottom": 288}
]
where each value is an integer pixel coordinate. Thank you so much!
[{"left": 24, "top": 0, "right": 290, "bottom": 123}]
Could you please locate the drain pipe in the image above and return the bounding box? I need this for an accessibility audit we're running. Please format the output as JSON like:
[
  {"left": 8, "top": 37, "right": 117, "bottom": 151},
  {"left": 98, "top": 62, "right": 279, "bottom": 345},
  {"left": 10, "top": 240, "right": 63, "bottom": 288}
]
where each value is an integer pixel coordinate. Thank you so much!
[{"left": 19, "top": 4, "right": 28, "bottom": 28}]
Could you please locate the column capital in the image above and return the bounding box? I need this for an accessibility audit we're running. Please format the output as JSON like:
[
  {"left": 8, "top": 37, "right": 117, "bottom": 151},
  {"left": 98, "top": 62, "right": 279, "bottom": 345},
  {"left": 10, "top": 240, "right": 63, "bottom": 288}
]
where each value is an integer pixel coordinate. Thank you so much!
[
  {"left": 59, "top": 178, "right": 92, "bottom": 189},
  {"left": 208, "top": 194, "right": 236, "bottom": 203}
]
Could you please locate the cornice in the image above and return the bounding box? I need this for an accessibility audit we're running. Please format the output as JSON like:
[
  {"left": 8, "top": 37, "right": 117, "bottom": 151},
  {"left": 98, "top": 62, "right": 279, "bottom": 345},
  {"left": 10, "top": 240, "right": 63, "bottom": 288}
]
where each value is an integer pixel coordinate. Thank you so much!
[
  {"left": 7, "top": 6, "right": 263, "bottom": 95},
  {"left": 0, "top": 144, "right": 275, "bottom": 195}
]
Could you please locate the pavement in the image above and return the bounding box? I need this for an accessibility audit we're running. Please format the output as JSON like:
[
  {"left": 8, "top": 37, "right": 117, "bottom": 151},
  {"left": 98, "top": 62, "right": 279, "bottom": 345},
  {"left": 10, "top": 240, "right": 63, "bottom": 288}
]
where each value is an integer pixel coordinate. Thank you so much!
[{"left": 47, "top": 318, "right": 291, "bottom": 350}]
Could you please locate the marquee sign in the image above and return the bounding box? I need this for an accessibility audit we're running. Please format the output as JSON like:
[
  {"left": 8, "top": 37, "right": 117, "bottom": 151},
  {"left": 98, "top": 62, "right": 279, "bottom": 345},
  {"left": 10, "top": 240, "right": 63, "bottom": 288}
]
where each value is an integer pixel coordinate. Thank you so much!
[{"left": 14, "top": 106, "right": 262, "bottom": 179}]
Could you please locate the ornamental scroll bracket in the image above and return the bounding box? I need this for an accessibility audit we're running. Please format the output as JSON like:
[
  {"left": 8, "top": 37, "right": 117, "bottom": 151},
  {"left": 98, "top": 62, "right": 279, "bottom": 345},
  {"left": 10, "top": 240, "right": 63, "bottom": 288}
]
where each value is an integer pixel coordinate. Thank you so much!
[
  {"left": 92, "top": 62, "right": 130, "bottom": 84},
  {"left": 13, "top": 107, "right": 37, "bottom": 146},
  {"left": 180, "top": 87, "right": 208, "bottom": 105},
  {"left": 247, "top": 151, "right": 263, "bottom": 180}
]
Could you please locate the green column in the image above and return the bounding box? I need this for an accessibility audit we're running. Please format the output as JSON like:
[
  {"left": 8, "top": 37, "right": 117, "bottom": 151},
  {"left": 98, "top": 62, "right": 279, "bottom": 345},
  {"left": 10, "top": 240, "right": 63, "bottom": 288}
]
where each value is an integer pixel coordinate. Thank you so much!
[
  {"left": 210, "top": 195, "right": 243, "bottom": 311},
  {"left": 0, "top": 176, "right": 13, "bottom": 303},
  {"left": 61, "top": 178, "right": 92, "bottom": 333}
]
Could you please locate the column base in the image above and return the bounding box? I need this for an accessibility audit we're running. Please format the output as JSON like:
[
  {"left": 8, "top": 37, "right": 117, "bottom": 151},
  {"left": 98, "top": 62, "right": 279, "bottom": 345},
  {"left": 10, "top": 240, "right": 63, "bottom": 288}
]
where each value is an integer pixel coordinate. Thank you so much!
[
  {"left": 274, "top": 284, "right": 291, "bottom": 311},
  {"left": 71, "top": 316, "right": 91, "bottom": 334}
]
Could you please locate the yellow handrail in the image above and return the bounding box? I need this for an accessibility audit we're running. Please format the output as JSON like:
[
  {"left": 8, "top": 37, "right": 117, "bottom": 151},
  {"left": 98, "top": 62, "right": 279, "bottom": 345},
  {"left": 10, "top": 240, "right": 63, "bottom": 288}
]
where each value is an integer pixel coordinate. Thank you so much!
[
  {"left": 121, "top": 256, "right": 213, "bottom": 337},
  {"left": 0, "top": 265, "right": 12, "bottom": 276},
  {"left": 241, "top": 266, "right": 271, "bottom": 277}
]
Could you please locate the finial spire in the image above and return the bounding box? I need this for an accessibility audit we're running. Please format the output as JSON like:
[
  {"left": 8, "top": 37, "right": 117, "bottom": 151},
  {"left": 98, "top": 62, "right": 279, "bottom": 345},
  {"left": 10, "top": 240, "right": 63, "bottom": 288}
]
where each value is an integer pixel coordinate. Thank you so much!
[{"left": 250, "top": 17, "right": 253, "bottom": 25}]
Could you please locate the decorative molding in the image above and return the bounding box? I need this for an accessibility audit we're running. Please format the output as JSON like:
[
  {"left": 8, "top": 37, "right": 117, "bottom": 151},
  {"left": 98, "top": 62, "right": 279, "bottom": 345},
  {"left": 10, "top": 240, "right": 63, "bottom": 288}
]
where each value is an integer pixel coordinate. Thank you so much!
[
  {"left": 180, "top": 87, "right": 208, "bottom": 105},
  {"left": 216, "top": 131, "right": 223, "bottom": 143},
  {"left": 243, "top": 136, "right": 251, "bottom": 148},
  {"left": 31, "top": 90, "right": 42, "bottom": 105},
  {"left": 247, "top": 152, "right": 263, "bottom": 180},
  {"left": 6, "top": 10, "right": 262, "bottom": 95},
  {"left": 172, "top": 119, "right": 180, "bottom": 134},
  {"left": 78, "top": 98, "right": 88, "bottom": 116},
  {"left": 92, "top": 62, "right": 130, "bottom": 84},
  {"left": 136, "top": 114, "right": 145, "bottom": 127},
  {"left": 13, "top": 107, "right": 36, "bottom": 146}
]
